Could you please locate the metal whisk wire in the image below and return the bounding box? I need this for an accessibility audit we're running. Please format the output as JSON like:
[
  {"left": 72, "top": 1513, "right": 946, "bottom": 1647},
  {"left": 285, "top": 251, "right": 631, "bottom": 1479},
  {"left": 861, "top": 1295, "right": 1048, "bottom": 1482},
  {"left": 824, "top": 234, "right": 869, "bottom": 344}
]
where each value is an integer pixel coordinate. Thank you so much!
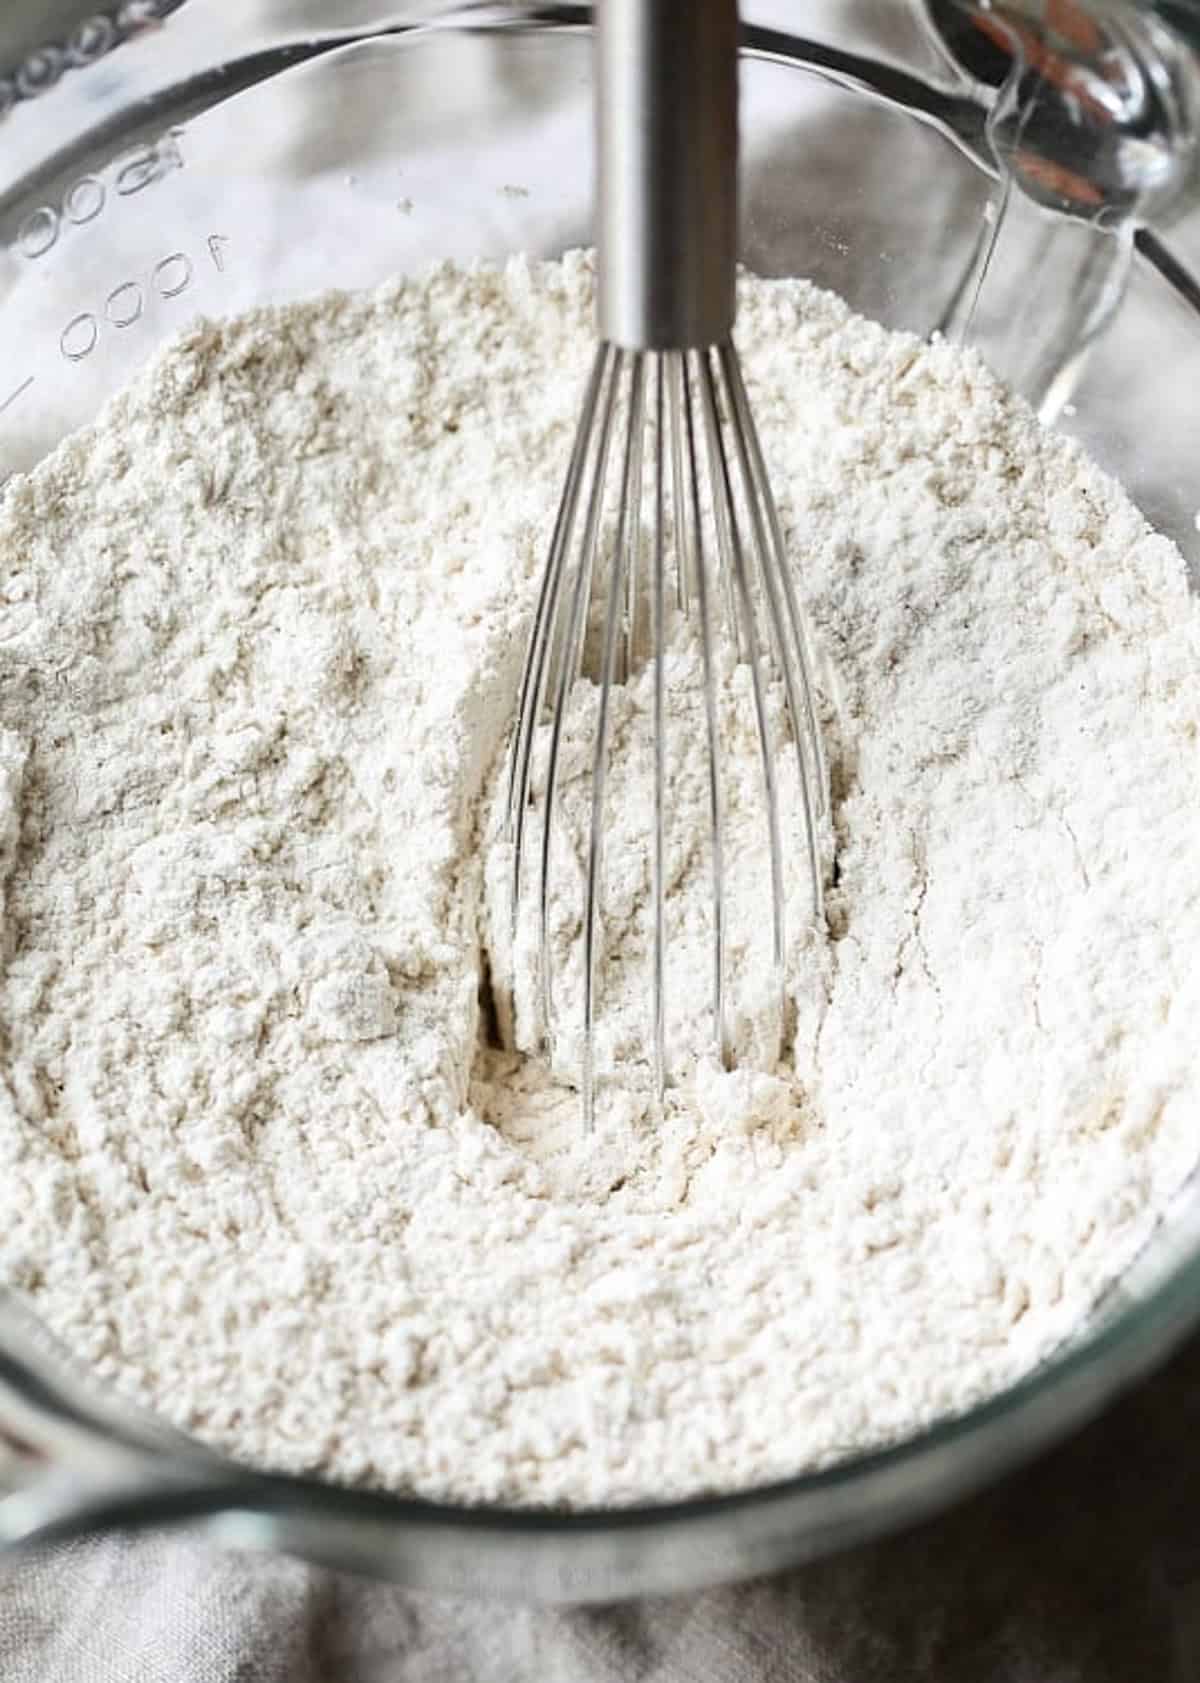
[{"left": 504, "top": 343, "right": 827, "bottom": 1127}]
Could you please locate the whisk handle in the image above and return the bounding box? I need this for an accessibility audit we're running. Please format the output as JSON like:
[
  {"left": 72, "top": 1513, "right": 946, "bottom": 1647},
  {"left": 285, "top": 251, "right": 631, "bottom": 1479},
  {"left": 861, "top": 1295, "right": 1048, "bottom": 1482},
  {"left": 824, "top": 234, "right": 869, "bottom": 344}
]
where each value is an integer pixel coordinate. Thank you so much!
[{"left": 596, "top": 0, "right": 738, "bottom": 350}]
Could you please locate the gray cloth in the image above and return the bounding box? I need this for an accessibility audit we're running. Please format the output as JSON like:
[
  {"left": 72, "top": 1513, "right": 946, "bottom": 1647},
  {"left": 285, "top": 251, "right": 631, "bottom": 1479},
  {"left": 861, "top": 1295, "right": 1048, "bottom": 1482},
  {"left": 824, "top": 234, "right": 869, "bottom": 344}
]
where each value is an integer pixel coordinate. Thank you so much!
[{"left": 3, "top": 1331, "right": 1199, "bottom": 1682}]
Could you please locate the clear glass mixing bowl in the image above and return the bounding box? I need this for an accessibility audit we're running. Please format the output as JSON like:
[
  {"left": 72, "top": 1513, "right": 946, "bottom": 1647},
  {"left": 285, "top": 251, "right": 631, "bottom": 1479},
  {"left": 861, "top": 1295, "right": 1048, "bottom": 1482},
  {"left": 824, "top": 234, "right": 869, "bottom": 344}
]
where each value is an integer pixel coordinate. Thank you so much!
[{"left": 0, "top": 0, "right": 1198, "bottom": 1603}]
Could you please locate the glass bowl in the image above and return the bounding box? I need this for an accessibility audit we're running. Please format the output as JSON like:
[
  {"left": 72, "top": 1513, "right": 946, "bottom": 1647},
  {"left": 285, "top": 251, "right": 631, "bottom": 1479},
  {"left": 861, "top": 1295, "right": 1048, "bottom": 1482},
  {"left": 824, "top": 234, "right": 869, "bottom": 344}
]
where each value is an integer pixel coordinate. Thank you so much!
[{"left": 0, "top": 0, "right": 1198, "bottom": 1602}]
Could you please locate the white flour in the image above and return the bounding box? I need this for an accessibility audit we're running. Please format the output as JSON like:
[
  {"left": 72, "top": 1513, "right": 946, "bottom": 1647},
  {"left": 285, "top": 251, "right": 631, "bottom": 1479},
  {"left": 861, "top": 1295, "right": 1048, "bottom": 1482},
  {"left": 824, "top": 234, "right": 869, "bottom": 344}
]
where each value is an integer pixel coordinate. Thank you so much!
[{"left": 0, "top": 254, "right": 1197, "bottom": 1507}]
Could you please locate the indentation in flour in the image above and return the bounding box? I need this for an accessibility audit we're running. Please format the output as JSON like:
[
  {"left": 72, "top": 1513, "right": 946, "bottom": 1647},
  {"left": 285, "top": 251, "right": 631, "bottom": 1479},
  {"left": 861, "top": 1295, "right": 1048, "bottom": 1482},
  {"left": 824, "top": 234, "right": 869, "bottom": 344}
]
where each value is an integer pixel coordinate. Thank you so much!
[
  {"left": 469, "top": 1036, "right": 813, "bottom": 1213},
  {"left": 476, "top": 947, "right": 505, "bottom": 1053}
]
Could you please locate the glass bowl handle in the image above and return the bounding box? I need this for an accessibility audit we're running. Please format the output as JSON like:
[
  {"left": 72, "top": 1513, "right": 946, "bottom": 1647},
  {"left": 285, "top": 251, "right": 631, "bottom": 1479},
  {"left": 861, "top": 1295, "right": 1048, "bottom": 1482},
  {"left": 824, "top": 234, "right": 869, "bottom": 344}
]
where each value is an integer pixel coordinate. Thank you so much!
[{"left": 0, "top": 1291, "right": 229, "bottom": 1549}]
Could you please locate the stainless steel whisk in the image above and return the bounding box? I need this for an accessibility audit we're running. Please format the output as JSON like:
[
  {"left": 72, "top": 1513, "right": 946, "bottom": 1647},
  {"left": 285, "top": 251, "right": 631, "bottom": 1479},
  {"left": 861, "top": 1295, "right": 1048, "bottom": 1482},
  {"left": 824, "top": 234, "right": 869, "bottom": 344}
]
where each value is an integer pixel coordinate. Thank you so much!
[{"left": 506, "top": 0, "right": 829, "bottom": 1126}]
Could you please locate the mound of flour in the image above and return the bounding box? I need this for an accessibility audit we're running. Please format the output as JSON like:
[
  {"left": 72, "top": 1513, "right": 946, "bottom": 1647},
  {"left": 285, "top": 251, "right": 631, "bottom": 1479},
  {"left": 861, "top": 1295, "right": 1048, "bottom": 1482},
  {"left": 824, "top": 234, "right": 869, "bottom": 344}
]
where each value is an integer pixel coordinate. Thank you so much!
[{"left": 0, "top": 253, "right": 1196, "bottom": 1506}]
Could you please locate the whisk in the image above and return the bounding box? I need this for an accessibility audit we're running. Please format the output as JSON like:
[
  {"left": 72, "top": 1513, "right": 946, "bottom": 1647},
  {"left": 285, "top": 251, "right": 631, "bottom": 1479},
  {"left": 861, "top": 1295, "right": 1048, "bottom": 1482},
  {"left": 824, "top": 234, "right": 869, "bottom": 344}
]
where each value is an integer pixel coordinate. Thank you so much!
[{"left": 505, "top": 0, "right": 829, "bottom": 1126}]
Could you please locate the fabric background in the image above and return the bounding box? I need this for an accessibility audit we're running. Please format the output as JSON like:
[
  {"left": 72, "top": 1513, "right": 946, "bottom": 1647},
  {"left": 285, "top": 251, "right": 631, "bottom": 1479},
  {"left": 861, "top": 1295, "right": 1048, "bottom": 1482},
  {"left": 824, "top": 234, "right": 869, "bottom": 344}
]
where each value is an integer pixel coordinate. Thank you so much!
[{"left": 3, "top": 1329, "right": 1199, "bottom": 1681}]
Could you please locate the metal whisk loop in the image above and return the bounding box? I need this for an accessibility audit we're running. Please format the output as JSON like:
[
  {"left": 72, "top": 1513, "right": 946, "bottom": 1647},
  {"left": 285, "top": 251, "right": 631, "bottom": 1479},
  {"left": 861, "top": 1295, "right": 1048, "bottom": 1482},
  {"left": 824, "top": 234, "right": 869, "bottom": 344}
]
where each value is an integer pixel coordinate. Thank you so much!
[
  {"left": 696, "top": 348, "right": 787, "bottom": 1023},
  {"left": 507, "top": 344, "right": 827, "bottom": 1129},
  {"left": 505, "top": 344, "right": 612, "bottom": 909},
  {"left": 720, "top": 345, "right": 828, "bottom": 914},
  {"left": 678, "top": 354, "right": 731, "bottom": 1086},
  {"left": 583, "top": 353, "right": 647, "bottom": 1124},
  {"left": 537, "top": 348, "right": 623, "bottom": 1040},
  {"left": 649, "top": 359, "right": 668, "bottom": 1104}
]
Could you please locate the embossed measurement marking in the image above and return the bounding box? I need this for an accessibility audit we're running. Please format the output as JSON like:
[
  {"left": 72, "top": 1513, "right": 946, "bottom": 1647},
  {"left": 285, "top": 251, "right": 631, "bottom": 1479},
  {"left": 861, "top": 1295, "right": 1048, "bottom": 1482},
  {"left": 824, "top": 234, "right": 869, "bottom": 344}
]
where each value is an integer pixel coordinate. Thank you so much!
[
  {"left": 0, "top": 377, "right": 33, "bottom": 416},
  {"left": 14, "top": 130, "right": 184, "bottom": 262},
  {"left": 57, "top": 235, "right": 229, "bottom": 362},
  {"left": 0, "top": 234, "right": 231, "bottom": 484}
]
